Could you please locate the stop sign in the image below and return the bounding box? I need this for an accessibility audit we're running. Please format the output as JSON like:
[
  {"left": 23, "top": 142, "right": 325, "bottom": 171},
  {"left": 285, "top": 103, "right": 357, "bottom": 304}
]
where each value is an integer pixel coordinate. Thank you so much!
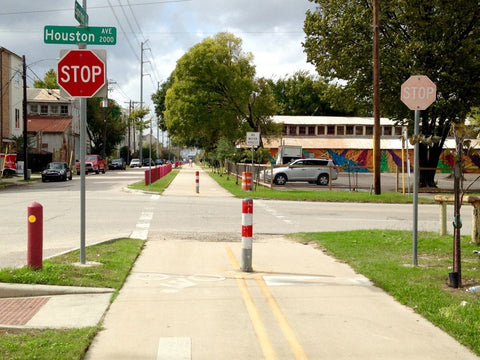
[
  {"left": 57, "top": 49, "right": 106, "bottom": 97},
  {"left": 401, "top": 75, "right": 436, "bottom": 110}
]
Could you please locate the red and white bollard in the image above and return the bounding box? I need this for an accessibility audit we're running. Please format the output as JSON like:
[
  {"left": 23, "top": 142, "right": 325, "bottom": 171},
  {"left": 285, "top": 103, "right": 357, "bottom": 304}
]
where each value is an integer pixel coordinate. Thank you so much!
[
  {"left": 241, "top": 198, "right": 253, "bottom": 272},
  {"left": 27, "top": 202, "right": 43, "bottom": 270},
  {"left": 195, "top": 171, "right": 199, "bottom": 194}
]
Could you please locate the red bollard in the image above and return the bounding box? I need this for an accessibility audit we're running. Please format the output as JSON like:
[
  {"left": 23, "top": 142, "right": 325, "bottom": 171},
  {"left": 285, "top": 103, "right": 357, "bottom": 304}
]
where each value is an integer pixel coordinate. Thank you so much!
[
  {"left": 195, "top": 171, "right": 199, "bottom": 194},
  {"left": 241, "top": 198, "right": 253, "bottom": 272},
  {"left": 27, "top": 202, "right": 43, "bottom": 270}
]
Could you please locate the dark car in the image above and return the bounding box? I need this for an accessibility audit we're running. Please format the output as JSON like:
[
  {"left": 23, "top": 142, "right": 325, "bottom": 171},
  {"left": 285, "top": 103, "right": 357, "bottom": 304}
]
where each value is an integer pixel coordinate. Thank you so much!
[
  {"left": 142, "top": 158, "right": 154, "bottom": 166},
  {"left": 109, "top": 158, "right": 126, "bottom": 170},
  {"left": 42, "top": 162, "right": 72, "bottom": 182},
  {"left": 154, "top": 159, "right": 163, "bottom": 166}
]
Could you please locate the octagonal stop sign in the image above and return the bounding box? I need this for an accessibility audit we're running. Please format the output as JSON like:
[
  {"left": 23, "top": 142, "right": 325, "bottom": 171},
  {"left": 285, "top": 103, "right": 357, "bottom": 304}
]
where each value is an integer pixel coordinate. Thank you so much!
[
  {"left": 57, "top": 49, "right": 106, "bottom": 98},
  {"left": 401, "top": 75, "right": 436, "bottom": 111}
]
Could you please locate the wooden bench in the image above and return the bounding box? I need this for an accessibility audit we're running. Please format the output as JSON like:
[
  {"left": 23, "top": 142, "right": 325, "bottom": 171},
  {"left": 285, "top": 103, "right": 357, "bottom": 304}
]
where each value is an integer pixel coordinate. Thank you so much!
[{"left": 434, "top": 195, "right": 480, "bottom": 244}]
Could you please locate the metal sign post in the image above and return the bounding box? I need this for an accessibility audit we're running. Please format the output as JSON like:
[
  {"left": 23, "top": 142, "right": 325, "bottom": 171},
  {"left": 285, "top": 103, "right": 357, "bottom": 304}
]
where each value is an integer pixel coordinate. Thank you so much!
[{"left": 400, "top": 75, "right": 436, "bottom": 266}]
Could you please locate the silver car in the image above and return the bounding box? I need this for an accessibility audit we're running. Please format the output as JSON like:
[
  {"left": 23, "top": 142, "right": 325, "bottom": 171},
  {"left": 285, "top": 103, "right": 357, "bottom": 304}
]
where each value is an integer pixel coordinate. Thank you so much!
[{"left": 269, "top": 158, "right": 338, "bottom": 186}]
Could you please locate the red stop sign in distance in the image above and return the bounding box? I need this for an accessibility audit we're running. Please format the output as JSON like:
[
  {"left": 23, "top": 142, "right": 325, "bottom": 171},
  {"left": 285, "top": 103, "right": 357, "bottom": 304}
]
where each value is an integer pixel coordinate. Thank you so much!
[{"left": 57, "top": 49, "right": 105, "bottom": 98}]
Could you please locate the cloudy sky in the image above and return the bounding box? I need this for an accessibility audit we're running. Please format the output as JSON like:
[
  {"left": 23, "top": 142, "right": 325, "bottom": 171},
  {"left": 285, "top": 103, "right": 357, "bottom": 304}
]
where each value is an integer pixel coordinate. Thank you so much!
[{"left": 0, "top": 0, "right": 316, "bottom": 117}]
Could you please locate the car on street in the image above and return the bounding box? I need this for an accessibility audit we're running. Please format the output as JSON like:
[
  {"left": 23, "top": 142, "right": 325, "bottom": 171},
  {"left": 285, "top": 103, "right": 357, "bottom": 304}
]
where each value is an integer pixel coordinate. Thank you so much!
[
  {"left": 109, "top": 158, "right": 126, "bottom": 170},
  {"left": 155, "top": 159, "right": 163, "bottom": 166},
  {"left": 42, "top": 162, "right": 72, "bottom": 182},
  {"left": 142, "top": 158, "right": 154, "bottom": 166},
  {"left": 76, "top": 154, "right": 106, "bottom": 175},
  {"left": 130, "top": 158, "right": 141, "bottom": 168},
  {"left": 266, "top": 158, "right": 338, "bottom": 186}
]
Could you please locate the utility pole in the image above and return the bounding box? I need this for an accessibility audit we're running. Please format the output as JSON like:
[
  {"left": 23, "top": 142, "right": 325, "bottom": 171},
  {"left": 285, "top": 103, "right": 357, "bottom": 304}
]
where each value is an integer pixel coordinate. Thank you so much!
[
  {"left": 139, "top": 42, "right": 144, "bottom": 164},
  {"left": 22, "top": 55, "right": 28, "bottom": 180},
  {"left": 373, "top": 0, "right": 381, "bottom": 194}
]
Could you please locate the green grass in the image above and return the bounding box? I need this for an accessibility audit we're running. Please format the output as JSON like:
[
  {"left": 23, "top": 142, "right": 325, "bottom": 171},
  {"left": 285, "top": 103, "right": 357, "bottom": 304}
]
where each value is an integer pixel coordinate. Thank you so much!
[
  {"left": 0, "top": 238, "right": 144, "bottom": 360},
  {"left": 208, "top": 171, "right": 436, "bottom": 204},
  {"left": 290, "top": 230, "right": 480, "bottom": 355},
  {"left": 128, "top": 169, "right": 179, "bottom": 193},
  {"left": 0, "top": 327, "right": 99, "bottom": 360}
]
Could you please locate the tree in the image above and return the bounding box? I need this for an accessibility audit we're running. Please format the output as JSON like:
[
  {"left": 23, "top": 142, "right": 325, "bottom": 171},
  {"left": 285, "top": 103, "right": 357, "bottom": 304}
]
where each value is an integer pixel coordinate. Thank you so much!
[
  {"left": 303, "top": 1, "right": 480, "bottom": 187},
  {"left": 33, "top": 69, "right": 59, "bottom": 89},
  {"left": 86, "top": 98, "right": 126, "bottom": 156},
  {"left": 268, "top": 71, "right": 361, "bottom": 116},
  {"left": 163, "top": 32, "right": 280, "bottom": 151},
  {"left": 151, "top": 74, "right": 174, "bottom": 132}
]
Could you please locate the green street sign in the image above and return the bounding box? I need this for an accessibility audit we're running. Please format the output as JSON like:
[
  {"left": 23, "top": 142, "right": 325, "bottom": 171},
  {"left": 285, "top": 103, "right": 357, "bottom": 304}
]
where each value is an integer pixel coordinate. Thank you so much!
[
  {"left": 74, "top": 1, "right": 89, "bottom": 26},
  {"left": 44, "top": 26, "right": 116, "bottom": 45}
]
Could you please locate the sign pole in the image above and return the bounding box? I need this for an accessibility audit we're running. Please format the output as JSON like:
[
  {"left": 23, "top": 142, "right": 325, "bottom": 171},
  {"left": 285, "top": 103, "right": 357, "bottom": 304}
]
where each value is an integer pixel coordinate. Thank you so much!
[
  {"left": 79, "top": 0, "right": 88, "bottom": 264},
  {"left": 413, "top": 109, "right": 420, "bottom": 266}
]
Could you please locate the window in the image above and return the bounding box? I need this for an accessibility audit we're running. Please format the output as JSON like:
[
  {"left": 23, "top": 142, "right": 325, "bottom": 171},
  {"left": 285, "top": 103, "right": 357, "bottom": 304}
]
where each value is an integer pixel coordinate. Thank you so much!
[
  {"left": 15, "top": 109, "right": 20, "bottom": 129},
  {"left": 327, "top": 125, "right": 335, "bottom": 135},
  {"left": 40, "top": 105, "right": 48, "bottom": 114},
  {"left": 394, "top": 127, "right": 403, "bottom": 136},
  {"left": 308, "top": 126, "right": 315, "bottom": 136},
  {"left": 336, "top": 126, "right": 344, "bottom": 135},
  {"left": 61, "top": 105, "right": 68, "bottom": 115},
  {"left": 383, "top": 126, "right": 392, "bottom": 136},
  {"left": 365, "top": 126, "right": 373, "bottom": 135},
  {"left": 289, "top": 126, "right": 296, "bottom": 135},
  {"left": 30, "top": 104, "right": 38, "bottom": 113},
  {"left": 50, "top": 105, "right": 59, "bottom": 114},
  {"left": 346, "top": 126, "right": 354, "bottom": 135},
  {"left": 299, "top": 126, "right": 306, "bottom": 135},
  {"left": 317, "top": 126, "right": 325, "bottom": 135},
  {"left": 355, "top": 126, "right": 363, "bottom": 136},
  {"left": 282, "top": 125, "right": 288, "bottom": 135}
]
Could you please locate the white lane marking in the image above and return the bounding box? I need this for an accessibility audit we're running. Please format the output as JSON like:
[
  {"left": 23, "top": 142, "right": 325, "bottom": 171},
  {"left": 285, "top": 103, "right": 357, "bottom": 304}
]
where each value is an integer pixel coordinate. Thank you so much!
[
  {"left": 157, "top": 337, "right": 191, "bottom": 360},
  {"left": 256, "top": 201, "right": 293, "bottom": 224},
  {"left": 130, "top": 198, "right": 158, "bottom": 240}
]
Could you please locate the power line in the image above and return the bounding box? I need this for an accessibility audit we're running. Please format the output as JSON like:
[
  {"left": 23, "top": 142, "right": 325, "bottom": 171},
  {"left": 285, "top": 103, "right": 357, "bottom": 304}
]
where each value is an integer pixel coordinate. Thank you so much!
[{"left": 0, "top": 0, "right": 192, "bottom": 16}]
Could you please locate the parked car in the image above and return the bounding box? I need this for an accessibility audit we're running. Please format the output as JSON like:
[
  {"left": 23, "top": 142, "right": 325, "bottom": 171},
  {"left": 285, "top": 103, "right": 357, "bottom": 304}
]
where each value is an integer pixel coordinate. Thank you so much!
[
  {"left": 42, "top": 162, "right": 72, "bottom": 182},
  {"left": 130, "top": 158, "right": 141, "bottom": 168},
  {"left": 76, "top": 154, "right": 106, "bottom": 175},
  {"left": 154, "top": 159, "right": 163, "bottom": 166},
  {"left": 109, "top": 158, "right": 126, "bottom": 170},
  {"left": 142, "top": 158, "right": 154, "bottom": 166},
  {"left": 266, "top": 158, "right": 338, "bottom": 186}
]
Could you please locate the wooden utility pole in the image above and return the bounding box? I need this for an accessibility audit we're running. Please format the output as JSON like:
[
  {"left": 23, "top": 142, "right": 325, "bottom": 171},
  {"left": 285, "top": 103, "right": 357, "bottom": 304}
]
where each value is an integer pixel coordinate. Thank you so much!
[{"left": 373, "top": 0, "right": 381, "bottom": 194}]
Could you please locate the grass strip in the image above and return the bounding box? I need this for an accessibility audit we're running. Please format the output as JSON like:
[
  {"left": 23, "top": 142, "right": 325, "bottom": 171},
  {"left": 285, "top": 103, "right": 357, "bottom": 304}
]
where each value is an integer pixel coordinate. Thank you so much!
[
  {"left": 128, "top": 169, "right": 179, "bottom": 193},
  {"left": 290, "top": 230, "right": 480, "bottom": 355},
  {"left": 0, "top": 238, "right": 144, "bottom": 360},
  {"left": 208, "top": 171, "right": 435, "bottom": 204}
]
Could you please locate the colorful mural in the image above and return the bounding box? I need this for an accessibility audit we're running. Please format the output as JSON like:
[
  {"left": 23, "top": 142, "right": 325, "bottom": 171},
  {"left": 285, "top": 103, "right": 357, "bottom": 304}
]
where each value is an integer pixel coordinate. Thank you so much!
[{"left": 269, "top": 148, "right": 480, "bottom": 173}]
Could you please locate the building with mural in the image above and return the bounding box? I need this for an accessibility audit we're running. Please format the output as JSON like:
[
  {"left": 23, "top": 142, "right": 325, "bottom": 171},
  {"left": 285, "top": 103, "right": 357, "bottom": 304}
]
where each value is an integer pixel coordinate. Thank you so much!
[{"left": 263, "top": 116, "right": 470, "bottom": 173}]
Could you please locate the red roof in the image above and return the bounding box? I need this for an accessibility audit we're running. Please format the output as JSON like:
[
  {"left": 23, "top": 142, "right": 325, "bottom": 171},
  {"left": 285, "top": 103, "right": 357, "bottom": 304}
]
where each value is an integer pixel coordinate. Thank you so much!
[{"left": 27, "top": 117, "right": 72, "bottom": 133}]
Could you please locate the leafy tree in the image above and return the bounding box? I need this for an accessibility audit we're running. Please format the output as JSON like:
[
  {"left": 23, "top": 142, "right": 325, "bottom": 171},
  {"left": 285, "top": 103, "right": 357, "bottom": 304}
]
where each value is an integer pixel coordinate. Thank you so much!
[
  {"left": 163, "top": 32, "right": 280, "bottom": 151},
  {"left": 303, "top": 1, "right": 480, "bottom": 187},
  {"left": 86, "top": 98, "right": 126, "bottom": 156},
  {"left": 33, "top": 69, "right": 59, "bottom": 89},
  {"left": 268, "top": 71, "right": 361, "bottom": 116},
  {"left": 151, "top": 74, "right": 174, "bottom": 132}
]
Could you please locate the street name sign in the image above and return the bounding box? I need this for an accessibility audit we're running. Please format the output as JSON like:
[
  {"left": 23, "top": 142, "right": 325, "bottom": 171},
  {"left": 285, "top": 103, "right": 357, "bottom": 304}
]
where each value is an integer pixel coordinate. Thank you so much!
[
  {"left": 401, "top": 75, "right": 436, "bottom": 110},
  {"left": 44, "top": 25, "right": 116, "bottom": 45},
  {"left": 74, "top": 1, "right": 89, "bottom": 26},
  {"left": 57, "top": 49, "right": 106, "bottom": 98}
]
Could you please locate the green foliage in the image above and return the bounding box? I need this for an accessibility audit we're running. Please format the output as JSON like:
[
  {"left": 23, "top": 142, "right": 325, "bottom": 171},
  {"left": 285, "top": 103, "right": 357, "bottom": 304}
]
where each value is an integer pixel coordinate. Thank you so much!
[
  {"left": 86, "top": 98, "right": 127, "bottom": 156},
  {"left": 33, "top": 69, "right": 59, "bottom": 89},
  {"left": 151, "top": 74, "right": 174, "bottom": 131},
  {"left": 119, "top": 145, "right": 129, "bottom": 162},
  {"left": 291, "top": 230, "right": 480, "bottom": 355},
  {"left": 164, "top": 32, "right": 278, "bottom": 151},
  {"left": 303, "top": 1, "right": 480, "bottom": 186},
  {"left": 268, "top": 70, "right": 361, "bottom": 116}
]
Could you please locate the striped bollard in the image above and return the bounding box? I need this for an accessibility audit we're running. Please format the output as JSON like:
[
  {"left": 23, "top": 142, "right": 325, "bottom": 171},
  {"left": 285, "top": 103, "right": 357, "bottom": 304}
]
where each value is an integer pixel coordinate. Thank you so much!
[
  {"left": 195, "top": 171, "right": 199, "bottom": 194},
  {"left": 241, "top": 198, "right": 253, "bottom": 272}
]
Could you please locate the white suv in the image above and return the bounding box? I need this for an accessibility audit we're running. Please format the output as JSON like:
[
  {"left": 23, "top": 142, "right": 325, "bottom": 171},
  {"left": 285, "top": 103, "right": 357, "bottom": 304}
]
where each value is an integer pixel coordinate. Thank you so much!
[{"left": 270, "top": 158, "right": 338, "bottom": 186}]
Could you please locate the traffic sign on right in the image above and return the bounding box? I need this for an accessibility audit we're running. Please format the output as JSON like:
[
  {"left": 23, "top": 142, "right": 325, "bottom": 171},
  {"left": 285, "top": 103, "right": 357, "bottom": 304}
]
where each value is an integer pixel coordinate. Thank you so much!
[{"left": 401, "top": 75, "right": 436, "bottom": 110}]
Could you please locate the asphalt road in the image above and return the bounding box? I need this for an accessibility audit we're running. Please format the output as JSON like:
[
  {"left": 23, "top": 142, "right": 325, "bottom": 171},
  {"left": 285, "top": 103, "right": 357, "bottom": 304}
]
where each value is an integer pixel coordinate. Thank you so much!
[{"left": 0, "top": 167, "right": 473, "bottom": 269}]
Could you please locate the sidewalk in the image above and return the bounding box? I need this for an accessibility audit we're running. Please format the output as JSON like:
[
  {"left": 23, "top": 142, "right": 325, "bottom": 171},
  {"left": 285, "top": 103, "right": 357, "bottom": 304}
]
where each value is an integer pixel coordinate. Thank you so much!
[{"left": 83, "top": 165, "right": 478, "bottom": 359}]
